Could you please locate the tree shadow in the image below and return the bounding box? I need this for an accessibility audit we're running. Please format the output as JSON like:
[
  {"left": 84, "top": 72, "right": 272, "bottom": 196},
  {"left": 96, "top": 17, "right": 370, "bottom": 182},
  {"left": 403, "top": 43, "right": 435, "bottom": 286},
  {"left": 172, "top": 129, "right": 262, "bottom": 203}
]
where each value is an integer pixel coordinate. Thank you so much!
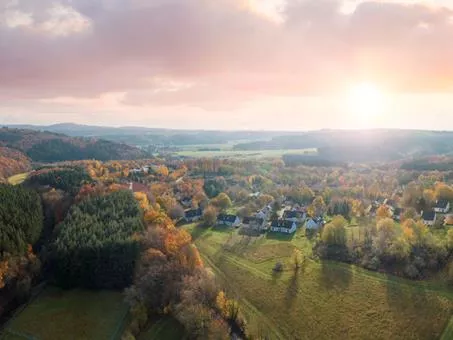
[
  {"left": 285, "top": 268, "right": 301, "bottom": 308},
  {"left": 189, "top": 225, "right": 210, "bottom": 241},
  {"left": 266, "top": 232, "right": 295, "bottom": 242},
  {"left": 318, "top": 261, "right": 352, "bottom": 291}
]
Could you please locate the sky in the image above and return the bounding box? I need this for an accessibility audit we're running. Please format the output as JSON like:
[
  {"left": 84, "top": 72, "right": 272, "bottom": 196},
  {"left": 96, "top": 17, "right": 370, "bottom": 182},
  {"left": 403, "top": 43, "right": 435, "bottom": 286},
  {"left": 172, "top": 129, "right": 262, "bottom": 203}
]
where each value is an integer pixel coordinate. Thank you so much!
[{"left": 1, "top": 0, "right": 453, "bottom": 131}]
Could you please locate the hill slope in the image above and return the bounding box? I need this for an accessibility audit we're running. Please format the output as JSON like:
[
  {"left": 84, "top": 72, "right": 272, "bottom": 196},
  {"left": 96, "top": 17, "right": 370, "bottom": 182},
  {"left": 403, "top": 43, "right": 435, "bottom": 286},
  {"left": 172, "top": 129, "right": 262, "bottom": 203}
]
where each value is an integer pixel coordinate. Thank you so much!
[{"left": 0, "top": 128, "right": 148, "bottom": 162}]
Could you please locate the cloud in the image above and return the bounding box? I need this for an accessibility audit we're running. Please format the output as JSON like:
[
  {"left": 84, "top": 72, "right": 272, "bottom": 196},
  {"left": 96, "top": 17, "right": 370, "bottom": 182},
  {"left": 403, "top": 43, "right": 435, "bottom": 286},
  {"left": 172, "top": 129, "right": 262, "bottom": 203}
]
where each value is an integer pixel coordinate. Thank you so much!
[{"left": 1, "top": 0, "right": 453, "bottom": 111}]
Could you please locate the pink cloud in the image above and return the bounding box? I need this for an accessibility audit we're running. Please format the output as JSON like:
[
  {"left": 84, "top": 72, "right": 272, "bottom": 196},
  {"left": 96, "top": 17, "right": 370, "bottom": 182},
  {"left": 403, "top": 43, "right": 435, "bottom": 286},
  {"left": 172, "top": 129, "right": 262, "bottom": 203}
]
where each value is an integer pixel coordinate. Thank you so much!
[{"left": 1, "top": 0, "right": 453, "bottom": 108}]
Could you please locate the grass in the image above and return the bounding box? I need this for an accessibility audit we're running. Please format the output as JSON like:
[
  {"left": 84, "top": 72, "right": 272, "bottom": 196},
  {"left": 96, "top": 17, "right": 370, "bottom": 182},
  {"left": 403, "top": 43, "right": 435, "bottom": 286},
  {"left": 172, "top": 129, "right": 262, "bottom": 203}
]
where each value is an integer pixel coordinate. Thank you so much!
[
  {"left": 138, "top": 316, "right": 185, "bottom": 340},
  {"left": 6, "top": 173, "right": 29, "bottom": 185},
  {"left": 1, "top": 287, "right": 128, "bottom": 340},
  {"left": 184, "top": 224, "right": 453, "bottom": 340},
  {"left": 175, "top": 148, "right": 317, "bottom": 158}
]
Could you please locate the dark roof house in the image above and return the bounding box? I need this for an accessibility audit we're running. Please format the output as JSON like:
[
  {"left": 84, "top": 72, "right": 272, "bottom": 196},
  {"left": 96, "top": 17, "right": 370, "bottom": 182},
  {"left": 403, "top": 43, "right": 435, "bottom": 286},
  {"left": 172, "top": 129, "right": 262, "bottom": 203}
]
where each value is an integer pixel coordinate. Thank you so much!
[
  {"left": 271, "top": 219, "right": 296, "bottom": 230},
  {"left": 185, "top": 208, "right": 202, "bottom": 219},
  {"left": 422, "top": 211, "right": 436, "bottom": 222},
  {"left": 435, "top": 200, "right": 450, "bottom": 210},
  {"left": 218, "top": 214, "right": 240, "bottom": 223}
]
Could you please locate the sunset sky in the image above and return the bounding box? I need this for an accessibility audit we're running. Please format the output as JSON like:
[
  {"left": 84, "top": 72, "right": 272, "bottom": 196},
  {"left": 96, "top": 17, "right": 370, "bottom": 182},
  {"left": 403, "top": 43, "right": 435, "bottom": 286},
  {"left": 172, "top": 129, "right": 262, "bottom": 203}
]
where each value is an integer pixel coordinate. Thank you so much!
[{"left": 1, "top": 0, "right": 453, "bottom": 131}]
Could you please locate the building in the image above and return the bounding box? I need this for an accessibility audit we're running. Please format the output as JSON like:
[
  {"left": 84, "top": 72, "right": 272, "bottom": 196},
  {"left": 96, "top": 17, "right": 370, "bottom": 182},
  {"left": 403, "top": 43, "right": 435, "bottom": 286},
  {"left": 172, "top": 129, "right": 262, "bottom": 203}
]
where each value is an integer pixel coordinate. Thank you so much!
[
  {"left": 434, "top": 200, "right": 451, "bottom": 214},
  {"left": 129, "top": 182, "right": 149, "bottom": 193},
  {"left": 242, "top": 216, "right": 265, "bottom": 230},
  {"left": 283, "top": 210, "right": 306, "bottom": 223},
  {"left": 185, "top": 208, "right": 203, "bottom": 223},
  {"left": 392, "top": 207, "right": 403, "bottom": 222},
  {"left": 270, "top": 220, "right": 297, "bottom": 234},
  {"left": 180, "top": 197, "right": 193, "bottom": 208},
  {"left": 305, "top": 217, "right": 324, "bottom": 230},
  {"left": 422, "top": 211, "right": 436, "bottom": 226},
  {"left": 217, "top": 214, "right": 241, "bottom": 227}
]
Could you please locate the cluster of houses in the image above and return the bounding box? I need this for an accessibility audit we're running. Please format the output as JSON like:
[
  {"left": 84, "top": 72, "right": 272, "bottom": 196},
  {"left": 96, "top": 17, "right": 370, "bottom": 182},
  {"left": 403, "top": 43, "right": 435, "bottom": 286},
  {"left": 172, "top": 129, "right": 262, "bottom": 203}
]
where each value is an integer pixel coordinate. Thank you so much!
[
  {"left": 422, "top": 199, "right": 451, "bottom": 226},
  {"left": 183, "top": 203, "right": 325, "bottom": 234},
  {"left": 368, "top": 197, "right": 452, "bottom": 226}
]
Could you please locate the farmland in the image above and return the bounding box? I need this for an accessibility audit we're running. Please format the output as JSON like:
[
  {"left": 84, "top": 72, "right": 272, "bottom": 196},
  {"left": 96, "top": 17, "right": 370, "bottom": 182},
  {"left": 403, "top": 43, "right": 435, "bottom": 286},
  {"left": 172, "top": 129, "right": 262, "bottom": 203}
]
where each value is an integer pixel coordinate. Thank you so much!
[
  {"left": 1, "top": 287, "right": 128, "bottom": 340},
  {"left": 184, "top": 223, "right": 453, "bottom": 340},
  {"left": 175, "top": 148, "right": 317, "bottom": 158}
]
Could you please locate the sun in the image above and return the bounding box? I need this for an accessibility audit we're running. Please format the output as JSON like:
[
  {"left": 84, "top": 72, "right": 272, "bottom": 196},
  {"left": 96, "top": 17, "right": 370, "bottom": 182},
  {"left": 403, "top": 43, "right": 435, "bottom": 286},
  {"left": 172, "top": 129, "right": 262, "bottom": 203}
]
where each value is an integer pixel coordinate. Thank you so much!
[{"left": 348, "top": 82, "right": 386, "bottom": 120}]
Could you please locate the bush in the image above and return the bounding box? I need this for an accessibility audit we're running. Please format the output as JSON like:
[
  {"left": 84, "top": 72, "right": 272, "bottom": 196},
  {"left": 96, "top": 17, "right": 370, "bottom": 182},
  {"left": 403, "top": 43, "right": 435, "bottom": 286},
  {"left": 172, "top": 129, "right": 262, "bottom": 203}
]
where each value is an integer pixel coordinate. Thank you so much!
[
  {"left": 273, "top": 262, "right": 284, "bottom": 272},
  {"left": 404, "top": 264, "right": 421, "bottom": 279}
]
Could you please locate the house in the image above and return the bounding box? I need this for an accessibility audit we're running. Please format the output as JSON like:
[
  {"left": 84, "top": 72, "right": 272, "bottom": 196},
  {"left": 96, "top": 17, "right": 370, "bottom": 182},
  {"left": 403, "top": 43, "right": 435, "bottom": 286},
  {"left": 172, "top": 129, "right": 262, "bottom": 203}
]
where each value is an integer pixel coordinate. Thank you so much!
[
  {"left": 392, "top": 207, "right": 403, "bottom": 222},
  {"left": 180, "top": 197, "right": 193, "bottom": 208},
  {"left": 305, "top": 217, "right": 324, "bottom": 230},
  {"left": 434, "top": 200, "right": 451, "bottom": 214},
  {"left": 283, "top": 210, "right": 306, "bottom": 223},
  {"left": 185, "top": 208, "right": 202, "bottom": 223},
  {"left": 217, "top": 214, "right": 241, "bottom": 228},
  {"left": 129, "top": 182, "right": 149, "bottom": 193},
  {"left": 249, "top": 192, "right": 261, "bottom": 198},
  {"left": 270, "top": 219, "right": 297, "bottom": 234},
  {"left": 422, "top": 211, "right": 436, "bottom": 226},
  {"left": 242, "top": 216, "right": 265, "bottom": 230}
]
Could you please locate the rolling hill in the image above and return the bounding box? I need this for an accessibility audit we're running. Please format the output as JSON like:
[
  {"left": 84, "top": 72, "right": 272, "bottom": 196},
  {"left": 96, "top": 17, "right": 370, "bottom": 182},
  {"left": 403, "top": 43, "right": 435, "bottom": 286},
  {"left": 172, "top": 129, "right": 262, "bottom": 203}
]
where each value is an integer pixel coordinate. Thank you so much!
[{"left": 0, "top": 128, "right": 148, "bottom": 163}]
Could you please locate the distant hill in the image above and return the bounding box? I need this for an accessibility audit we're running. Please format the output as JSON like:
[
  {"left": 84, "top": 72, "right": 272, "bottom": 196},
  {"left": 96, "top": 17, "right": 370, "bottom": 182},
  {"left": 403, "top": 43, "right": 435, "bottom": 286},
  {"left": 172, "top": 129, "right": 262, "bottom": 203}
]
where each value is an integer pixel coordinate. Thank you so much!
[
  {"left": 235, "top": 129, "right": 453, "bottom": 162},
  {"left": 0, "top": 128, "right": 148, "bottom": 163},
  {"left": 6, "top": 123, "right": 294, "bottom": 147}
]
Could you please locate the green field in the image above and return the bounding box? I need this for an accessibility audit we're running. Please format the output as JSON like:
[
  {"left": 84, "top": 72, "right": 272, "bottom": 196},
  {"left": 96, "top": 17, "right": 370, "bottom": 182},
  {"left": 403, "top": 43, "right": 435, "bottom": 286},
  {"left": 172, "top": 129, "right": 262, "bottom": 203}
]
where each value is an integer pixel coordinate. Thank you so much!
[
  {"left": 1, "top": 287, "right": 128, "bottom": 340},
  {"left": 175, "top": 148, "right": 317, "bottom": 158},
  {"left": 183, "top": 223, "right": 453, "bottom": 340},
  {"left": 7, "top": 173, "right": 29, "bottom": 185}
]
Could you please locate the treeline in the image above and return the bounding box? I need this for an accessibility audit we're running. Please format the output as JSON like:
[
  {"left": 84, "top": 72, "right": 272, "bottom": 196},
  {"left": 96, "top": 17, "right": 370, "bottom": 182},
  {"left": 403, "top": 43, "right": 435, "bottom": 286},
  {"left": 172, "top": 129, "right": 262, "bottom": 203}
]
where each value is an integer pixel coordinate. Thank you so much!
[
  {"left": 0, "top": 128, "right": 148, "bottom": 162},
  {"left": 25, "top": 167, "right": 91, "bottom": 194},
  {"left": 0, "top": 185, "right": 43, "bottom": 313},
  {"left": 124, "top": 205, "right": 246, "bottom": 339},
  {"left": 315, "top": 215, "right": 450, "bottom": 279},
  {"left": 401, "top": 158, "right": 453, "bottom": 171},
  {"left": 50, "top": 191, "right": 144, "bottom": 289},
  {"left": 283, "top": 154, "right": 346, "bottom": 168}
]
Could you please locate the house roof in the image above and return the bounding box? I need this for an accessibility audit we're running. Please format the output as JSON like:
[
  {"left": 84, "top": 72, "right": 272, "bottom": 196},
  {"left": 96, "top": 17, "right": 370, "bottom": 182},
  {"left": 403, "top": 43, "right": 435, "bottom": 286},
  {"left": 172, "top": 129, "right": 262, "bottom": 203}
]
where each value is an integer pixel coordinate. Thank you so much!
[
  {"left": 218, "top": 214, "right": 239, "bottom": 223},
  {"left": 130, "top": 182, "right": 149, "bottom": 193},
  {"left": 435, "top": 200, "right": 450, "bottom": 209},
  {"left": 271, "top": 219, "right": 295, "bottom": 229},
  {"left": 243, "top": 216, "right": 264, "bottom": 225},
  {"left": 422, "top": 211, "right": 436, "bottom": 221},
  {"left": 393, "top": 207, "right": 403, "bottom": 216},
  {"left": 185, "top": 208, "right": 202, "bottom": 218}
]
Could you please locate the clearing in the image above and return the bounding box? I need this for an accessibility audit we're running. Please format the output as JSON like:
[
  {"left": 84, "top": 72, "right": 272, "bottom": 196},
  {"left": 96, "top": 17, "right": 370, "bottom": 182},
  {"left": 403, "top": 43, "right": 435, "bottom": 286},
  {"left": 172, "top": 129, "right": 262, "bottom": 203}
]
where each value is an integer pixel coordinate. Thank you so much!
[
  {"left": 6, "top": 173, "right": 29, "bottom": 185},
  {"left": 183, "top": 223, "right": 453, "bottom": 340},
  {"left": 1, "top": 287, "right": 128, "bottom": 340}
]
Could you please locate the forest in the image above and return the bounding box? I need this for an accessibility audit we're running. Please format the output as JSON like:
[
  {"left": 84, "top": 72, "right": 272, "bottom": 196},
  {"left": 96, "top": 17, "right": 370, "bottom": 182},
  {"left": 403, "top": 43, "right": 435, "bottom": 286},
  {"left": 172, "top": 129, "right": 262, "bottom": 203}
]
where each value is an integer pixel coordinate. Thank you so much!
[
  {"left": 50, "top": 191, "right": 144, "bottom": 289},
  {"left": 0, "top": 128, "right": 148, "bottom": 162}
]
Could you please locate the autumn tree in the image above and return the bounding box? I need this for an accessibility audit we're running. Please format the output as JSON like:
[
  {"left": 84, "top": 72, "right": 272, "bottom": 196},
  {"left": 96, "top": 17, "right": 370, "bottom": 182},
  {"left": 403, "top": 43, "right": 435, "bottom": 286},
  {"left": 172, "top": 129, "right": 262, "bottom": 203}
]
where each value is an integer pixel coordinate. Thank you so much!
[
  {"left": 203, "top": 206, "right": 218, "bottom": 226},
  {"left": 168, "top": 204, "right": 185, "bottom": 220},
  {"left": 321, "top": 216, "right": 347, "bottom": 246},
  {"left": 435, "top": 182, "right": 453, "bottom": 201},
  {"left": 211, "top": 193, "right": 232, "bottom": 211},
  {"left": 376, "top": 205, "right": 392, "bottom": 221},
  {"left": 291, "top": 249, "right": 304, "bottom": 270}
]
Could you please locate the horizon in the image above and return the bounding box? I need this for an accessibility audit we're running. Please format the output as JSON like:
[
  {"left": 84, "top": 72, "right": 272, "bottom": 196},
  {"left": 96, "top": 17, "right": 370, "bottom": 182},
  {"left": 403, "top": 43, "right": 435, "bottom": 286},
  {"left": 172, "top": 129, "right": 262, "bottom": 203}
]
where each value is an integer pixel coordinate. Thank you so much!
[
  {"left": 4, "top": 122, "right": 453, "bottom": 134},
  {"left": 1, "top": 0, "right": 453, "bottom": 130}
]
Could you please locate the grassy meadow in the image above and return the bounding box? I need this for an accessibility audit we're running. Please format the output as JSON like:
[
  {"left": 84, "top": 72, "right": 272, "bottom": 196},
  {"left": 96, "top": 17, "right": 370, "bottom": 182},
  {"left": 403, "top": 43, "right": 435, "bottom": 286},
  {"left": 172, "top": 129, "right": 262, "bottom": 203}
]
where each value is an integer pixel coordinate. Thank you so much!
[
  {"left": 6, "top": 173, "right": 29, "bottom": 185},
  {"left": 1, "top": 287, "right": 128, "bottom": 340},
  {"left": 183, "top": 223, "right": 453, "bottom": 340}
]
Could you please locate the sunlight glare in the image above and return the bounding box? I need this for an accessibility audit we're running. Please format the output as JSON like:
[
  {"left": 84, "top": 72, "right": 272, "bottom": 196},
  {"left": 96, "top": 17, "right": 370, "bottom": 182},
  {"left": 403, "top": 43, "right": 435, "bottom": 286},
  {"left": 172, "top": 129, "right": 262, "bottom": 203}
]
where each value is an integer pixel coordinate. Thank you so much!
[{"left": 348, "top": 82, "right": 386, "bottom": 123}]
